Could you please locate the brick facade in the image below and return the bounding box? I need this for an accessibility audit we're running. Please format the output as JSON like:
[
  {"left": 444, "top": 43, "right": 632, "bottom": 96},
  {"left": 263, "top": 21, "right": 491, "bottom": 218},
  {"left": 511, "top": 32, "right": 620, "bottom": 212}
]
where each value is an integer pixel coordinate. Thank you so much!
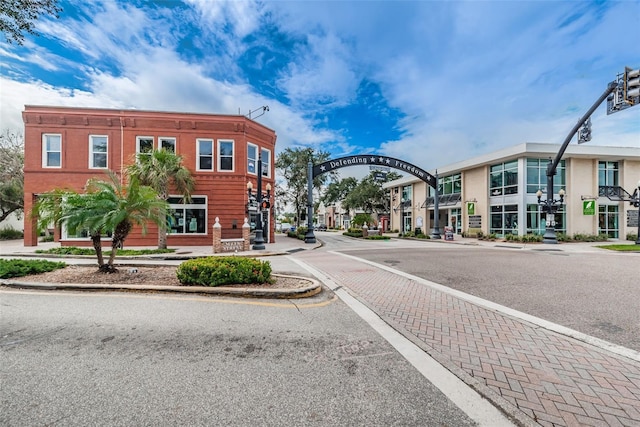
[{"left": 22, "top": 106, "right": 276, "bottom": 247}]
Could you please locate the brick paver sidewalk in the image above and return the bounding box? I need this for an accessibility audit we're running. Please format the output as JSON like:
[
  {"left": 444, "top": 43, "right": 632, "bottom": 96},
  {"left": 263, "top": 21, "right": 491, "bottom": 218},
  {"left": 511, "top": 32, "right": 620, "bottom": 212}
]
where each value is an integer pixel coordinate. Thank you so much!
[{"left": 299, "top": 251, "right": 640, "bottom": 427}]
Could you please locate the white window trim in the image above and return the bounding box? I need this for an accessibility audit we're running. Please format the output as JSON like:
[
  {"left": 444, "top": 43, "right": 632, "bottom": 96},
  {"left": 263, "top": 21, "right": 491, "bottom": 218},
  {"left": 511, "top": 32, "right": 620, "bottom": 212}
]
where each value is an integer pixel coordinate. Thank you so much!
[
  {"left": 136, "top": 136, "right": 154, "bottom": 157},
  {"left": 42, "top": 134, "right": 62, "bottom": 168},
  {"left": 217, "top": 139, "right": 235, "bottom": 172},
  {"left": 89, "top": 135, "right": 108, "bottom": 169},
  {"left": 196, "top": 138, "right": 214, "bottom": 172},
  {"left": 159, "top": 136, "right": 176, "bottom": 153},
  {"left": 261, "top": 147, "right": 272, "bottom": 178},
  {"left": 247, "top": 142, "right": 258, "bottom": 175}
]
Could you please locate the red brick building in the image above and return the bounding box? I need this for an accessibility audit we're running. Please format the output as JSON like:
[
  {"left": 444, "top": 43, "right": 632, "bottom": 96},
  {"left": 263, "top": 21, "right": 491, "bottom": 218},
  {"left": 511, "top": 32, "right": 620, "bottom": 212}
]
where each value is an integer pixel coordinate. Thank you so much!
[{"left": 22, "top": 106, "right": 276, "bottom": 247}]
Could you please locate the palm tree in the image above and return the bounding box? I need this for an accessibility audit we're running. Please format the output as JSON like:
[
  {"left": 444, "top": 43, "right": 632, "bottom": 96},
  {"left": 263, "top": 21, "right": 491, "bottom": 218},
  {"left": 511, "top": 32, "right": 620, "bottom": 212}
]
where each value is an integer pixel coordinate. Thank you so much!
[
  {"left": 35, "top": 171, "right": 168, "bottom": 273},
  {"left": 127, "top": 149, "right": 195, "bottom": 249}
]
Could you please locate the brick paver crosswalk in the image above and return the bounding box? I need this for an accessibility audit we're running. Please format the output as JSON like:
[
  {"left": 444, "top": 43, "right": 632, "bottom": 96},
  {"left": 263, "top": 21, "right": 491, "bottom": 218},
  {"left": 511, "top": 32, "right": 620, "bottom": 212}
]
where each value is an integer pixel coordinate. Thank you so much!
[{"left": 299, "top": 251, "right": 640, "bottom": 427}]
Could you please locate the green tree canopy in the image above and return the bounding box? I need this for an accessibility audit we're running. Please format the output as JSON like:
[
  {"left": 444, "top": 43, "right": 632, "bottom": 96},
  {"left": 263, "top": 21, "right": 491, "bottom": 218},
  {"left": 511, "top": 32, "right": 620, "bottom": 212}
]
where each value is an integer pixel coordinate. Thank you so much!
[
  {"left": 127, "top": 149, "right": 195, "bottom": 249},
  {"left": 321, "top": 177, "right": 357, "bottom": 207},
  {"left": 275, "top": 147, "right": 336, "bottom": 226},
  {"left": 338, "top": 171, "right": 402, "bottom": 214},
  {"left": 0, "top": 129, "right": 24, "bottom": 223},
  {"left": 0, "top": 0, "right": 61, "bottom": 44}
]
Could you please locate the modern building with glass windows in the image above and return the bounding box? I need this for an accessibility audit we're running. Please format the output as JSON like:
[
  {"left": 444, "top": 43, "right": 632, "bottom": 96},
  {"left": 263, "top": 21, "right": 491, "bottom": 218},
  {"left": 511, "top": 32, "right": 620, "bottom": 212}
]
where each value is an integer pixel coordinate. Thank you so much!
[
  {"left": 22, "top": 106, "right": 277, "bottom": 247},
  {"left": 384, "top": 143, "right": 640, "bottom": 240}
]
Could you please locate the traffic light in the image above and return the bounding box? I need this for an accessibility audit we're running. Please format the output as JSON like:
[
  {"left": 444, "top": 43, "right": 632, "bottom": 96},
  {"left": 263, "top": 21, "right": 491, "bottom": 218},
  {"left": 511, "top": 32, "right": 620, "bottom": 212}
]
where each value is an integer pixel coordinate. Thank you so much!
[{"left": 623, "top": 67, "right": 640, "bottom": 106}]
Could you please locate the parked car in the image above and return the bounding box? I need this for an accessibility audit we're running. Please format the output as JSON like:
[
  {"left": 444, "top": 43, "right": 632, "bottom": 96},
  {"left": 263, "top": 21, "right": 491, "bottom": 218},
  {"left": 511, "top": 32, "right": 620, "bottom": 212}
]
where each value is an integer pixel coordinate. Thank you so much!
[{"left": 317, "top": 224, "right": 327, "bottom": 231}]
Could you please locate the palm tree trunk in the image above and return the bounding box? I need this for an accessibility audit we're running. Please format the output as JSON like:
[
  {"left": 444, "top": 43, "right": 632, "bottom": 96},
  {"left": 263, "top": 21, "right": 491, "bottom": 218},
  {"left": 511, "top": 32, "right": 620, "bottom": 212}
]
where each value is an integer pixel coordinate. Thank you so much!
[
  {"left": 157, "top": 220, "right": 167, "bottom": 250},
  {"left": 105, "top": 220, "right": 132, "bottom": 273},
  {"left": 90, "top": 231, "right": 105, "bottom": 268}
]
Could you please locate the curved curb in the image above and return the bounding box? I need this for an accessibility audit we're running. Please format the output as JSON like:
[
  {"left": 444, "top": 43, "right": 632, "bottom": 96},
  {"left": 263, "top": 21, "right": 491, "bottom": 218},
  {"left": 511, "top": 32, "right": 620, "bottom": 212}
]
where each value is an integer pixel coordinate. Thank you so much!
[{"left": 0, "top": 273, "right": 322, "bottom": 299}]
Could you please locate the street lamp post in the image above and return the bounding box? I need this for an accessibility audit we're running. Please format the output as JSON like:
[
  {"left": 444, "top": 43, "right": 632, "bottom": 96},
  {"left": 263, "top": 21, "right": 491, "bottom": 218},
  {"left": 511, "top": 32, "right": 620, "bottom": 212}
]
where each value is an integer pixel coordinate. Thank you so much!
[
  {"left": 536, "top": 187, "right": 565, "bottom": 244},
  {"left": 247, "top": 157, "right": 271, "bottom": 250},
  {"left": 632, "top": 180, "right": 640, "bottom": 245},
  {"left": 399, "top": 198, "right": 405, "bottom": 236}
]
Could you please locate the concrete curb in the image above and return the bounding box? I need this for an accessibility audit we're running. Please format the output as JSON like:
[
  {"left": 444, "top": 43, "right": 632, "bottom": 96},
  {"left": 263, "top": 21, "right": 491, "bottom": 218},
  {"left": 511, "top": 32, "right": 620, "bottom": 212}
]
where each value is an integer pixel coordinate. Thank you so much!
[{"left": 0, "top": 273, "right": 323, "bottom": 299}]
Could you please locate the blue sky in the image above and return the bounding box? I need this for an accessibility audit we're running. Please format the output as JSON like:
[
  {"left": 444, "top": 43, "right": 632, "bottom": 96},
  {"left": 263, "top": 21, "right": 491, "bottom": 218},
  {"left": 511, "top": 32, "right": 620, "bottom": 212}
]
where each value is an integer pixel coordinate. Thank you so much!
[{"left": 1, "top": 0, "right": 638, "bottom": 174}]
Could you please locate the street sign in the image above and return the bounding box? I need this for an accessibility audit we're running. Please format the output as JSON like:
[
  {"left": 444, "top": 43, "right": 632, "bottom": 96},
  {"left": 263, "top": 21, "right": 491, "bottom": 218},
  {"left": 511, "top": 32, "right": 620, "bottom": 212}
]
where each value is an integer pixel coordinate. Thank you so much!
[
  {"left": 468, "top": 215, "right": 481, "bottom": 228},
  {"left": 583, "top": 200, "right": 596, "bottom": 215},
  {"left": 467, "top": 202, "right": 475, "bottom": 215}
]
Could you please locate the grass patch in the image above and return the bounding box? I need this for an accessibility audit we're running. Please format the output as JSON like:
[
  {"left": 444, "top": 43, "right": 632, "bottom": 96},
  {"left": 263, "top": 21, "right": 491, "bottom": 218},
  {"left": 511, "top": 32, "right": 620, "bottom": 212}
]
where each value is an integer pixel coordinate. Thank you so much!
[
  {"left": 35, "top": 247, "right": 176, "bottom": 256},
  {"left": 596, "top": 244, "right": 640, "bottom": 252},
  {"left": 0, "top": 259, "right": 66, "bottom": 279}
]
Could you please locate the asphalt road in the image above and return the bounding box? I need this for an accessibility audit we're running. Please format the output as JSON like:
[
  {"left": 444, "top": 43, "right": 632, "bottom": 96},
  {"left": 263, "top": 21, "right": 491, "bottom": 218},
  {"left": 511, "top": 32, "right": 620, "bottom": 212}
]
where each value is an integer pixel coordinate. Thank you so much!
[
  {"left": 1, "top": 288, "right": 477, "bottom": 426},
  {"left": 338, "top": 245, "right": 640, "bottom": 352}
]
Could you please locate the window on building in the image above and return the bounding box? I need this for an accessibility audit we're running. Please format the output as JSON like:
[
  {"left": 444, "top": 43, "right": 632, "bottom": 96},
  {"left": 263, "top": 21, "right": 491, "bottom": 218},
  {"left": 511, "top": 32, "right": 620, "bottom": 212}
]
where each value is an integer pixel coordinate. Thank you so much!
[
  {"left": 89, "top": 135, "right": 108, "bottom": 169},
  {"left": 159, "top": 137, "right": 176, "bottom": 153},
  {"left": 402, "top": 185, "right": 412, "bottom": 203},
  {"left": 218, "top": 140, "right": 234, "bottom": 171},
  {"left": 42, "top": 134, "right": 61, "bottom": 168},
  {"left": 526, "top": 158, "right": 565, "bottom": 194},
  {"left": 247, "top": 143, "right": 257, "bottom": 175},
  {"left": 167, "top": 196, "right": 207, "bottom": 234},
  {"left": 598, "top": 205, "right": 619, "bottom": 238},
  {"left": 197, "top": 139, "right": 213, "bottom": 171},
  {"left": 136, "top": 136, "right": 154, "bottom": 160},
  {"left": 490, "top": 161, "right": 518, "bottom": 196},
  {"left": 490, "top": 204, "right": 518, "bottom": 236},
  {"left": 598, "top": 161, "right": 619, "bottom": 187},
  {"left": 525, "top": 203, "right": 566, "bottom": 236},
  {"left": 429, "top": 174, "right": 461, "bottom": 197},
  {"left": 261, "top": 148, "right": 271, "bottom": 178}
]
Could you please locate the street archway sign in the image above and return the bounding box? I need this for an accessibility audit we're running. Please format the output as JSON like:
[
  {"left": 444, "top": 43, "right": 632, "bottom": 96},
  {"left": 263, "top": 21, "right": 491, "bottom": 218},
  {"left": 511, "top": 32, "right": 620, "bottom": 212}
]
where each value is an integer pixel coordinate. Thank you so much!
[
  {"left": 304, "top": 155, "right": 440, "bottom": 243},
  {"left": 312, "top": 155, "right": 437, "bottom": 188}
]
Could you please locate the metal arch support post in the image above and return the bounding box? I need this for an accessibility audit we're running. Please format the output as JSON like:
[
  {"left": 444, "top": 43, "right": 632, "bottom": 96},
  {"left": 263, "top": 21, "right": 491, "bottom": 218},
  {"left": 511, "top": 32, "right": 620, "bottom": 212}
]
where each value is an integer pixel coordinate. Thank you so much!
[
  {"left": 431, "top": 171, "right": 441, "bottom": 239},
  {"left": 543, "top": 81, "right": 618, "bottom": 244},
  {"left": 305, "top": 161, "right": 316, "bottom": 243}
]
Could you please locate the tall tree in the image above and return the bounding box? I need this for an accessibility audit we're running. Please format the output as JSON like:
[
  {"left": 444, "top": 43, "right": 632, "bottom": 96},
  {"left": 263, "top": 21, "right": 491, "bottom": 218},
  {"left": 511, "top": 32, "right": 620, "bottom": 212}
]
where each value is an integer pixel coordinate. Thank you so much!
[
  {"left": 321, "top": 177, "right": 358, "bottom": 207},
  {"left": 127, "top": 149, "right": 195, "bottom": 249},
  {"left": 0, "top": 0, "right": 61, "bottom": 45},
  {"left": 0, "top": 129, "right": 24, "bottom": 223},
  {"left": 343, "top": 171, "right": 402, "bottom": 213},
  {"left": 275, "top": 147, "right": 336, "bottom": 227},
  {"left": 35, "top": 171, "right": 168, "bottom": 273}
]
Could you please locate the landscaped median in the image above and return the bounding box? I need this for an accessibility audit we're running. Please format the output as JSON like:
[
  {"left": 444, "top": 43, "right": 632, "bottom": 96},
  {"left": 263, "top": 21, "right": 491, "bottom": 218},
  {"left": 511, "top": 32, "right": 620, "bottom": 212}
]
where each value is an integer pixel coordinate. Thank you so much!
[{"left": 0, "top": 256, "right": 322, "bottom": 299}]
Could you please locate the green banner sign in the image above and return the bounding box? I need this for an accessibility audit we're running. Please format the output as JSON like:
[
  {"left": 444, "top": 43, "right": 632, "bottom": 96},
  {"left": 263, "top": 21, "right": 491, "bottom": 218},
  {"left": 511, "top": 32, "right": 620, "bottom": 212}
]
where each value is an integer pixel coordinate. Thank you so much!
[
  {"left": 583, "top": 200, "right": 596, "bottom": 215},
  {"left": 467, "top": 202, "right": 475, "bottom": 215}
]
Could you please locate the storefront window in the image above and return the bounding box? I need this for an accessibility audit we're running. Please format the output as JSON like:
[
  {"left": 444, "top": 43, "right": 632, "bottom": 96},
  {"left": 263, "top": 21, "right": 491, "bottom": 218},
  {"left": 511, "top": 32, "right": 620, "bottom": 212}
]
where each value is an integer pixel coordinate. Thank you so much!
[
  {"left": 490, "top": 204, "right": 518, "bottom": 236},
  {"left": 598, "top": 205, "right": 619, "bottom": 238},
  {"left": 168, "top": 196, "right": 207, "bottom": 234}
]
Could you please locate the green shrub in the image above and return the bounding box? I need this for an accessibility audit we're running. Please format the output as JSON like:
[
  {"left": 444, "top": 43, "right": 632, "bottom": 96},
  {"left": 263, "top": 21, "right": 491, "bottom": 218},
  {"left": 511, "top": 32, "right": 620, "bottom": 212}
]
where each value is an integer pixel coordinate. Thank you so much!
[
  {"left": 343, "top": 229, "right": 363, "bottom": 238},
  {"left": 0, "top": 259, "right": 66, "bottom": 279},
  {"left": 570, "top": 233, "right": 608, "bottom": 242},
  {"left": 415, "top": 233, "right": 430, "bottom": 239},
  {"left": 365, "top": 234, "right": 390, "bottom": 240},
  {"left": 0, "top": 226, "right": 23, "bottom": 240},
  {"left": 476, "top": 231, "right": 484, "bottom": 239},
  {"left": 627, "top": 233, "right": 638, "bottom": 242},
  {"left": 177, "top": 256, "right": 272, "bottom": 286},
  {"left": 39, "top": 235, "right": 54, "bottom": 242}
]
